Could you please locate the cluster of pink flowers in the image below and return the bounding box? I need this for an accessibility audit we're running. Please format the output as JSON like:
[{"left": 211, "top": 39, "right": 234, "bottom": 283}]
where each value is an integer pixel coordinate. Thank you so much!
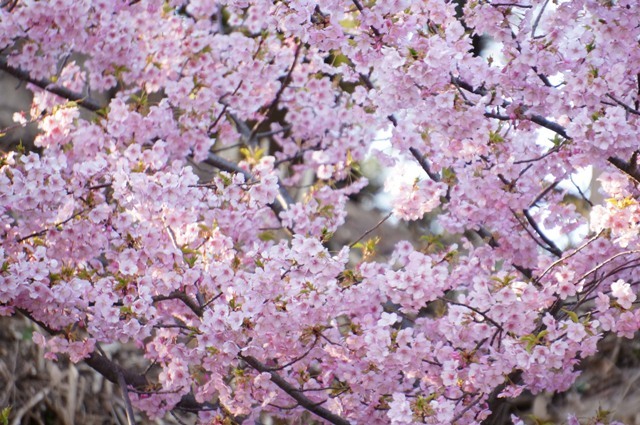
[{"left": 1, "top": 0, "right": 640, "bottom": 423}]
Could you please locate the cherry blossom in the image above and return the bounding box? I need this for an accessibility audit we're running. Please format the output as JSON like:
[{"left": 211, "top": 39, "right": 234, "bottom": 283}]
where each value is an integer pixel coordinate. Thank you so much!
[{"left": 1, "top": 0, "right": 640, "bottom": 424}]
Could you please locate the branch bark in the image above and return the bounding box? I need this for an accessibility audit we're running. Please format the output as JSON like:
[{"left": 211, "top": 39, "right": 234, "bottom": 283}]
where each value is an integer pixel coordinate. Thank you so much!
[
  {"left": 0, "top": 56, "right": 104, "bottom": 112},
  {"left": 16, "top": 308, "right": 217, "bottom": 413},
  {"left": 240, "top": 354, "right": 351, "bottom": 425}
]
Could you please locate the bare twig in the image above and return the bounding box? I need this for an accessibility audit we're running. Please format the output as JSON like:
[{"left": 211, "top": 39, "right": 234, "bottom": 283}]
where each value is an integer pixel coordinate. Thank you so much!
[
  {"left": 531, "top": 0, "right": 550, "bottom": 38},
  {"left": 256, "top": 42, "right": 303, "bottom": 132},
  {"left": 529, "top": 179, "right": 560, "bottom": 208},
  {"left": 569, "top": 174, "right": 594, "bottom": 207},
  {"left": 535, "top": 230, "right": 604, "bottom": 284},
  {"left": 491, "top": 3, "right": 532, "bottom": 7},
  {"left": 263, "top": 337, "right": 319, "bottom": 372},
  {"left": 452, "top": 393, "right": 485, "bottom": 424},
  {"left": 17, "top": 209, "right": 88, "bottom": 243},
  {"left": 348, "top": 212, "right": 392, "bottom": 248}
]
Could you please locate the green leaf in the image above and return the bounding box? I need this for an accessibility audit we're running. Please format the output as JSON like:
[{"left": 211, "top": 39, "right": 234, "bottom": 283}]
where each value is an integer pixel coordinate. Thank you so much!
[
  {"left": 562, "top": 309, "right": 580, "bottom": 323},
  {"left": 0, "top": 406, "right": 11, "bottom": 425}
]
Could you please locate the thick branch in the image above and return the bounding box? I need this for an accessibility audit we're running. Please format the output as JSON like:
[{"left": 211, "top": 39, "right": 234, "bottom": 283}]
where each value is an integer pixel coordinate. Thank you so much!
[
  {"left": 409, "top": 147, "right": 440, "bottom": 181},
  {"left": 609, "top": 153, "right": 640, "bottom": 183},
  {"left": 0, "top": 56, "right": 104, "bottom": 112},
  {"left": 240, "top": 355, "right": 351, "bottom": 425},
  {"left": 523, "top": 209, "right": 562, "bottom": 257},
  {"left": 152, "top": 290, "right": 204, "bottom": 317},
  {"left": 17, "top": 308, "right": 216, "bottom": 413}
]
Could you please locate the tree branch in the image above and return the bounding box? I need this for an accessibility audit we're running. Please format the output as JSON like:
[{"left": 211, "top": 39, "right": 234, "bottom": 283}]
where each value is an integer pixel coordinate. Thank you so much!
[
  {"left": 240, "top": 355, "right": 351, "bottom": 425},
  {"left": 409, "top": 147, "right": 440, "bottom": 181},
  {"left": 202, "top": 151, "right": 294, "bottom": 218},
  {"left": 16, "top": 308, "right": 217, "bottom": 413},
  {"left": 0, "top": 56, "right": 104, "bottom": 112},
  {"left": 522, "top": 209, "right": 562, "bottom": 257},
  {"left": 152, "top": 291, "right": 204, "bottom": 317},
  {"left": 605, "top": 93, "right": 640, "bottom": 116},
  {"left": 608, "top": 153, "right": 640, "bottom": 184}
]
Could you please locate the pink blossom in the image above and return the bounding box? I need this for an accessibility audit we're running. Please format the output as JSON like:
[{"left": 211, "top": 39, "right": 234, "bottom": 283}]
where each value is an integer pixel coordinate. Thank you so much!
[
  {"left": 611, "top": 279, "right": 636, "bottom": 309},
  {"left": 388, "top": 393, "right": 413, "bottom": 424}
]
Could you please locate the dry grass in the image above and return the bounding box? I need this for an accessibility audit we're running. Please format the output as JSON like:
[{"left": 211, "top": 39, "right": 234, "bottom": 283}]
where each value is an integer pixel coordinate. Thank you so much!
[{"left": 0, "top": 315, "right": 193, "bottom": 425}]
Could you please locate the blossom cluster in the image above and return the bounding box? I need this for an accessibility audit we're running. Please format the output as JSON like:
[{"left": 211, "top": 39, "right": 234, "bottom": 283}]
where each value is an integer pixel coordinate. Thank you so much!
[{"left": 1, "top": 0, "right": 640, "bottom": 424}]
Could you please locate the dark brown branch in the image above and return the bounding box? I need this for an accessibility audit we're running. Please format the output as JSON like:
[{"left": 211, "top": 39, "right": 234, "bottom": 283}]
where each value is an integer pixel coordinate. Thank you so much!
[
  {"left": 608, "top": 153, "right": 640, "bottom": 184},
  {"left": 452, "top": 393, "right": 485, "bottom": 424},
  {"left": 409, "top": 147, "right": 440, "bottom": 181},
  {"left": 569, "top": 174, "right": 594, "bottom": 207},
  {"left": 453, "top": 76, "right": 573, "bottom": 141},
  {"left": 261, "top": 42, "right": 302, "bottom": 124},
  {"left": 202, "top": 151, "right": 295, "bottom": 218},
  {"left": 351, "top": 0, "right": 382, "bottom": 37},
  {"left": 152, "top": 290, "right": 204, "bottom": 317},
  {"left": 443, "top": 299, "right": 503, "bottom": 331},
  {"left": 451, "top": 77, "right": 488, "bottom": 96},
  {"left": 17, "top": 308, "right": 217, "bottom": 413},
  {"left": 262, "top": 337, "right": 319, "bottom": 372},
  {"left": 535, "top": 230, "right": 603, "bottom": 284},
  {"left": 483, "top": 371, "right": 522, "bottom": 425},
  {"left": 523, "top": 209, "right": 562, "bottom": 257},
  {"left": 605, "top": 94, "right": 640, "bottom": 116},
  {"left": 529, "top": 179, "right": 560, "bottom": 208},
  {"left": 490, "top": 3, "right": 532, "bottom": 7},
  {"left": 531, "top": 0, "right": 550, "bottom": 38},
  {"left": 17, "top": 209, "right": 88, "bottom": 243},
  {"left": 513, "top": 142, "right": 565, "bottom": 164},
  {"left": 528, "top": 114, "right": 570, "bottom": 139},
  {"left": 0, "top": 56, "right": 104, "bottom": 112},
  {"left": 240, "top": 355, "right": 351, "bottom": 425},
  {"left": 485, "top": 110, "right": 571, "bottom": 140}
]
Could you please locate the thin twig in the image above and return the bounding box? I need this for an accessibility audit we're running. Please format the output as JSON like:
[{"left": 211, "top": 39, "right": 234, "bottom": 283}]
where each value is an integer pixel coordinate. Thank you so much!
[
  {"left": 17, "top": 209, "right": 88, "bottom": 243},
  {"left": 531, "top": 0, "right": 550, "bottom": 38},
  {"left": 535, "top": 230, "right": 604, "bottom": 284},
  {"left": 529, "top": 179, "right": 560, "bottom": 208},
  {"left": 348, "top": 212, "right": 392, "bottom": 248},
  {"left": 569, "top": 174, "right": 593, "bottom": 207},
  {"left": 452, "top": 393, "right": 485, "bottom": 424},
  {"left": 263, "top": 337, "right": 319, "bottom": 372},
  {"left": 605, "top": 93, "right": 640, "bottom": 116}
]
